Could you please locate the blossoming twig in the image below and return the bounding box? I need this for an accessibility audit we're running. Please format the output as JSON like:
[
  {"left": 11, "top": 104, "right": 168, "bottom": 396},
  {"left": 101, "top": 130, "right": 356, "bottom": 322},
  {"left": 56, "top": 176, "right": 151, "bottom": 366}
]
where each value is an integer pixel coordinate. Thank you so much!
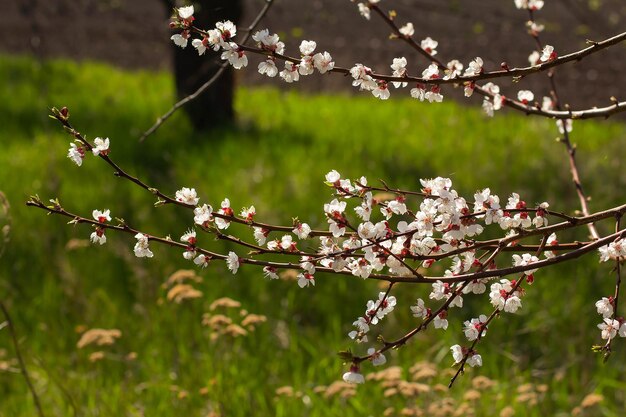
[
  {"left": 139, "top": 0, "right": 276, "bottom": 142},
  {"left": 525, "top": 9, "right": 600, "bottom": 240},
  {"left": 0, "top": 301, "right": 45, "bottom": 417}
]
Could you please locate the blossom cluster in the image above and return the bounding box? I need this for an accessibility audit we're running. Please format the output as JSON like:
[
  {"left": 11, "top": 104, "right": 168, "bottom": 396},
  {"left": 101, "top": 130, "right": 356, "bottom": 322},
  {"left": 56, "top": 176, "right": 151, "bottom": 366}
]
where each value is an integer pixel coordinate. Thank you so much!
[
  {"left": 41, "top": 0, "right": 626, "bottom": 388},
  {"left": 165, "top": 2, "right": 575, "bottom": 130},
  {"left": 76, "top": 158, "right": 569, "bottom": 381}
]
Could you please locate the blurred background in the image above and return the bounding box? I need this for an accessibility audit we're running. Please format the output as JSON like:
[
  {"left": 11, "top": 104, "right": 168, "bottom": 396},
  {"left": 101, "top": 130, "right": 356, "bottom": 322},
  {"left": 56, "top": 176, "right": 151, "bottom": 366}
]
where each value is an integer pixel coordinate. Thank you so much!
[{"left": 1, "top": 1, "right": 626, "bottom": 416}]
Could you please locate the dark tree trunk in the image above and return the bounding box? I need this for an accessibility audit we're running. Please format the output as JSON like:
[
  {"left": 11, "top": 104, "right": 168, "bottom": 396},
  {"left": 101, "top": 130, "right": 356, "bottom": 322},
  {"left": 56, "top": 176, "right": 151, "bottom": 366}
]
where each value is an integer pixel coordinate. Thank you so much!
[{"left": 165, "top": 0, "right": 243, "bottom": 131}]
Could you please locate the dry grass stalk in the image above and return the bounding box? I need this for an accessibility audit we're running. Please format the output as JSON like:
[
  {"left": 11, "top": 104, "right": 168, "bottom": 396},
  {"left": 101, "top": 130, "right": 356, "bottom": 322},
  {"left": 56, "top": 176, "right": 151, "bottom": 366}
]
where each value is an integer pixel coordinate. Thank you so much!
[
  {"left": 165, "top": 269, "right": 202, "bottom": 286},
  {"left": 166, "top": 284, "right": 203, "bottom": 303},
  {"left": 209, "top": 297, "right": 241, "bottom": 310},
  {"left": 77, "top": 328, "right": 122, "bottom": 348}
]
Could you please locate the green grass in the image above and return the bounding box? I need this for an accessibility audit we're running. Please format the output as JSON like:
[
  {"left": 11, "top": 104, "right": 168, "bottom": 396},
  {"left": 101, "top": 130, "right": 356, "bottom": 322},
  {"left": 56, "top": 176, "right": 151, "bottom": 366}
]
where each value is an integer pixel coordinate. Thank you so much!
[{"left": 1, "top": 54, "right": 626, "bottom": 416}]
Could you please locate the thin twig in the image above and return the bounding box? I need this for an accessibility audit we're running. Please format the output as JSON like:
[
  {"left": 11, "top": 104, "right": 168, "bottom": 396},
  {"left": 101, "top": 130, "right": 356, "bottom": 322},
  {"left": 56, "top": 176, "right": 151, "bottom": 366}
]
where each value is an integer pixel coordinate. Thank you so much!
[
  {"left": 34, "top": 356, "right": 79, "bottom": 417},
  {"left": 0, "top": 301, "right": 45, "bottom": 417},
  {"left": 364, "top": 4, "right": 626, "bottom": 120},
  {"left": 25, "top": 194, "right": 626, "bottom": 284},
  {"left": 448, "top": 234, "right": 549, "bottom": 387},
  {"left": 526, "top": 10, "right": 600, "bottom": 240}
]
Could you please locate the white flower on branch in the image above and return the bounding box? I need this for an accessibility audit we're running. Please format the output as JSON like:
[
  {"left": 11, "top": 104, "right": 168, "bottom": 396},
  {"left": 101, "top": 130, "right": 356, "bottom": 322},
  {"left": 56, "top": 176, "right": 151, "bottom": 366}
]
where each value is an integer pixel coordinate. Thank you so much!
[
  {"left": 557, "top": 119, "right": 573, "bottom": 134},
  {"left": 350, "top": 64, "right": 376, "bottom": 91},
  {"left": 215, "top": 20, "right": 237, "bottom": 40},
  {"left": 180, "top": 229, "right": 196, "bottom": 245},
  {"left": 372, "top": 81, "right": 390, "bottom": 100},
  {"left": 463, "top": 315, "right": 488, "bottom": 341},
  {"left": 598, "top": 318, "right": 621, "bottom": 340},
  {"left": 410, "top": 84, "right": 426, "bottom": 101},
  {"left": 421, "top": 63, "right": 439, "bottom": 79},
  {"left": 540, "top": 45, "right": 557, "bottom": 62},
  {"left": 175, "top": 187, "right": 199, "bottom": 206},
  {"left": 433, "top": 311, "right": 449, "bottom": 329},
  {"left": 263, "top": 266, "right": 279, "bottom": 280},
  {"left": 365, "top": 292, "right": 396, "bottom": 325},
  {"left": 526, "top": 21, "right": 545, "bottom": 35},
  {"left": 90, "top": 229, "right": 106, "bottom": 245},
  {"left": 450, "top": 344, "right": 464, "bottom": 363},
  {"left": 252, "top": 29, "right": 284, "bottom": 54},
  {"left": 348, "top": 317, "right": 370, "bottom": 343},
  {"left": 258, "top": 59, "right": 278, "bottom": 77},
  {"left": 177, "top": 5, "right": 194, "bottom": 19},
  {"left": 240, "top": 206, "right": 256, "bottom": 222},
  {"left": 357, "top": 3, "right": 371, "bottom": 20},
  {"left": 221, "top": 43, "right": 248, "bottom": 69},
  {"left": 252, "top": 227, "right": 268, "bottom": 245},
  {"left": 292, "top": 222, "right": 311, "bottom": 239},
  {"left": 598, "top": 239, "right": 626, "bottom": 262},
  {"left": 489, "top": 279, "right": 522, "bottom": 313},
  {"left": 194, "top": 254, "right": 209, "bottom": 268},
  {"left": 226, "top": 251, "right": 240, "bottom": 274},
  {"left": 298, "top": 55, "right": 315, "bottom": 76},
  {"left": 92, "top": 209, "right": 111, "bottom": 223},
  {"left": 193, "top": 204, "right": 213, "bottom": 227},
  {"left": 420, "top": 37, "right": 438, "bottom": 56},
  {"left": 90, "top": 212, "right": 109, "bottom": 245},
  {"left": 410, "top": 298, "right": 428, "bottom": 319},
  {"left": 92, "top": 137, "right": 110, "bottom": 156},
  {"left": 299, "top": 40, "right": 316, "bottom": 56},
  {"left": 473, "top": 188, "right": 502, "bottom": 225},
  {"left": 367, "top": 348, "right": 387, "bottom": 366},
  {"left": 517, "top": 90, "right": 534, "bottom": 105},
  {"left": 464, "top": 57, "right": 483, "bottom": 76},
  {"left": 533, "top": 202, "right": 550, "bottom": 228},
  {"left": 313, "top": 51, "right": 334, "bottom": 74},
  {"left": 133, "top": 233, "right": 153, "bottom": 258},
  {"left": 325, "top": 169, "right": 341, "bottom": 184},
  {"left": 445, "top": 60, "right": 464, "bottom": 80},
  {"left": 343, "top": 365, "right": 365, "bottom": 384},
  {"left": 515, "top": 0, "right": 544, "bottom": 11},
  {"left": 462, "top": 279, "right": 488, "bottom": 295},
  {"left": 512, "top": 253, "right": 539, "bottom": 276},
  {"left": 451, "top": 344, "right": 482, "bottom": 367},
  {"left": 67, "top": 142, "right": 85, "bottom": 166},
  {"left": 215, "top": 199, "right": 233, "bottom": 230},
  {"left": 425, "top": 86, "right": 443, "bottom": 103},
  {"left": 297, "top": 272, "right": 315, "bottom": 288},
  {"left": 390, "top": 57, "right": 407, "bottom": 88},
  {"left": 467, "top": 353, "right": 483, "bottom": 367},
  {"left": 528, "top": 50, "right": 541, "bottom": 66},
  {"left": 543, "top": 233, "right": 558, "bottom": 259},
  {"left": 279, "top": 235, "right": 297, "bottom": 251},
  {"left": 595, "top": 297, "right": 614, "bottom": 318},
  {"left": 399, "top": 22, "right": 414, "bottom": 37},
  {"left": 542, "top": 96, "right": 554, "bottom": 111},
  {"left": 170, "top": 33, "right": 189, "bottom": 48},
  {"left": 279, "top": 61, "right": 299, "bottom": 83},
  {"left": 191, "top": 38, "right": 208, "bottom": 55}
]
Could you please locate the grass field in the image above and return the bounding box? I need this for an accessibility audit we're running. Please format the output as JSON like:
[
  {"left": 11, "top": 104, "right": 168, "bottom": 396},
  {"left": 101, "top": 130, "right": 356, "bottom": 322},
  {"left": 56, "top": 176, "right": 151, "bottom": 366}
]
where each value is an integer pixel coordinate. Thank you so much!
[{"left": 1, "top": 54, "right": 626, "bottom": 416}]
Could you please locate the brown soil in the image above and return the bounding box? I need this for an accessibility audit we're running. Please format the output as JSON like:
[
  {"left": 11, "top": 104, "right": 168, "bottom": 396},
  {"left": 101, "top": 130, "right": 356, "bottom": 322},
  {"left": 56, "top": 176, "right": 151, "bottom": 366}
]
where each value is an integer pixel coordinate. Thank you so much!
[{"left": 2, "top": 0, "right": 625, "bottom": 112}]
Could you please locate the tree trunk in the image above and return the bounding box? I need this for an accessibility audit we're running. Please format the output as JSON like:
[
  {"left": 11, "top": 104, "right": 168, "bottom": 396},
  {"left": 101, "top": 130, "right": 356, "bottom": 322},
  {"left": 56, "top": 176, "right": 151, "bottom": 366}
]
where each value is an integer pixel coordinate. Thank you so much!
[{"left": 166, "top": 0, "right": 243, "bottom": 131}]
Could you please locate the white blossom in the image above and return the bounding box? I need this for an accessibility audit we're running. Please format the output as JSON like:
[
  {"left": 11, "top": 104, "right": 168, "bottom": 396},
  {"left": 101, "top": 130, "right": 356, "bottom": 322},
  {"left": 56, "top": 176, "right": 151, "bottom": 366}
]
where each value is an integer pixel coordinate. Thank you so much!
[
  {"left": 175, "top": 187, "right": 199, "bottom": 206},
  {"left": 133, "top": 233, "right": 153, "bottom": 258},
  {"left": 399, "top": 22, "right": 414, "bottom": 37},
  {"left": 92, "top": 137, "right": 110, "bottom": 156},
  {"left": 67, "top": 143, "right": 84, "bottom": 166},
  {"left": 226, "top": 251, "right": 240, "bottom": 274}
]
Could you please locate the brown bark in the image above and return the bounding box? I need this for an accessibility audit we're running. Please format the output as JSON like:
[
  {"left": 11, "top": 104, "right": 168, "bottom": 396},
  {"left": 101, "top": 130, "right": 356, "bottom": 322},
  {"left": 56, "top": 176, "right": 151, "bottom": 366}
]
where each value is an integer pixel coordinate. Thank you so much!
[{"left": 166, "top": 0, "right": 243, "bottom": 130}]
